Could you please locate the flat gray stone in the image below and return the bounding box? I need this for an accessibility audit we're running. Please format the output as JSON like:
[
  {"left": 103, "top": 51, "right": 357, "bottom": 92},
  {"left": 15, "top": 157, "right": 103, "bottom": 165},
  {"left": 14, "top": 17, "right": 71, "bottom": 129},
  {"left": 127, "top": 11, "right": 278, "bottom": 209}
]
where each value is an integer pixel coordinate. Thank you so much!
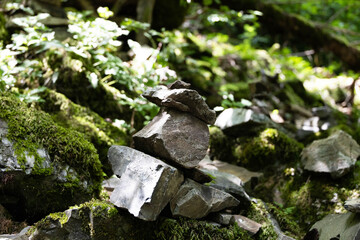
[
  {"left": 142, "top": 85, "right": 216, "bottom": 124},
  {"left": 133, "top": 109, "right": 209, "bottom": 169},
  {"left": 232, "top": 215, "right": 262, "bottom": 236},
  {"left": 301, "top": 130, "right": 360, "bottom": 179},
  {"left": 345, "top": 199, "right": 360, "bottom": 213},
  {"left": 211, "top": 213, "right": 233, "bottom": 225},
  {"left": 108, "top": 145, "right": 184, "bottom": 221},
  {"left": 170, "top": 179, "right": 239, "bottom": 219},
  {"left": 214, "top": 108, "right": 273, "bottom": 136},
  {"left": 310, "top": 212, "right": 360, "bottom": 240},
  {"left": 198, "top": 157, "right": 263, "bottom": 188}
]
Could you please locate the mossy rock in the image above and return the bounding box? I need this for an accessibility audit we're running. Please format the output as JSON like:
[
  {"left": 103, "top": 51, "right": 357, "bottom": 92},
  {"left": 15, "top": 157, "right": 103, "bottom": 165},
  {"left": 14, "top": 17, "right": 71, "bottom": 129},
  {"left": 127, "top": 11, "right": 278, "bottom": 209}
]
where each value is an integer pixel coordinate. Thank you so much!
[
  {"left": 233, "top": 128, "right": 303, "bottom": 171},
  {"left": 0, "top": 91, "right": 103, "bottom": 222},
  {"left": 28, "top": 199, "right": 252, "bottom": 240},
  {"left": 272, "top": 160, "right": 360, "bottom": 233},
  {"left": 54, "top": 68, "right": 134, "bottom": 123},
  {"left": 38, "top": 89, "right": 130, "bottom": 176}
]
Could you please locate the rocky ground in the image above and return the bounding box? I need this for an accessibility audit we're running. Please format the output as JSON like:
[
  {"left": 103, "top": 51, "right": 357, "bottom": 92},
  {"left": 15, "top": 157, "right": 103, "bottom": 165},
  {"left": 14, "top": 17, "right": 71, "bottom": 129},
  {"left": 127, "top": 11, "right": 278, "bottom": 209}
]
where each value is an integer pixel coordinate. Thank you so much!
[
  {"left": 2, "top": 2, "right": 360, "bottom": 240},
  {"left": 2, "top": 74, "right": 360, "bottom": 240}
]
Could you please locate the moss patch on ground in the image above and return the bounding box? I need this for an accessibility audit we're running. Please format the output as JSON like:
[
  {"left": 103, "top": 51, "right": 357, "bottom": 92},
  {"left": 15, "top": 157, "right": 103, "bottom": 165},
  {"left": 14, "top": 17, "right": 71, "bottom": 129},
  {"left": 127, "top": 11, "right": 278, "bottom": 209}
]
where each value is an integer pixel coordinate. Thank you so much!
[
  {"left": 266, "top": 160, "right": 360, "bottom": 234},
  {"left": 30, "top": 199, "right": 252, "bottom": 240},
  {"left": 233, "top": 128, "right": 303, "bottom": 171},
  {"left": 154, "top": 217, "right": 251, "bottom": 240}
]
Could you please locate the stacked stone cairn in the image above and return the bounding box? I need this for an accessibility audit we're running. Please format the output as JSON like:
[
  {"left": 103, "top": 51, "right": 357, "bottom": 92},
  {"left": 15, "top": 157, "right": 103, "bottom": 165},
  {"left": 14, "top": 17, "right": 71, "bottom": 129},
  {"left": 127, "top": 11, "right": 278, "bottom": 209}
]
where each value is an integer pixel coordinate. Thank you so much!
[{"left": 107, "top": 80, "right": 243, "bottom": 223}]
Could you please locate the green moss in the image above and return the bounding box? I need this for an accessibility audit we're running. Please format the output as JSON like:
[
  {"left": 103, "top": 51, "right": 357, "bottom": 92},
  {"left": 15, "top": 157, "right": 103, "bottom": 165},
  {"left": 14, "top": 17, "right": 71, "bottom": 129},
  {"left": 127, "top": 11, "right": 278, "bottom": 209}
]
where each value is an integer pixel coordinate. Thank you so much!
[
  {"left": 38, "top": 89, "right": 130, "bottom": 175},
  {"left": 48, "top": 212, "right": 68, "bottom": 226},
  {"left": 246, "top": 201, "right": 278, "bottom": 239},
  {"left": 266, "top": 203, "right": 304, "bottom": 238},
  {"left": 234, "top": 128, "right": 303, "bottom": 171},
  {"left": 0, "top": 91, "right": 103, "bottom": 183},
  {"left": 154, "top": 217, "right": 251, "bottom": 240},
  {"left": 277, "top": 168, "right": 360, "bottom": 233},
  {"left": 0, "top": 91, "right": 103, "bottom": 222},
  {"left": 32, "top": 199, "right": 254, "bottom": 240}
]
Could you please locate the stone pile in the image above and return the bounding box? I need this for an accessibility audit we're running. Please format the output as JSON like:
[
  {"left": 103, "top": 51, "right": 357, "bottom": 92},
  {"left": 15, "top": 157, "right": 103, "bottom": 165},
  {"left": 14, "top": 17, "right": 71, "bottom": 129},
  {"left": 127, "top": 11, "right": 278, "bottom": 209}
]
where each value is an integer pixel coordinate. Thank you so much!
[{"left": 108, "top": 80, "right": 241, "bottom": 221}]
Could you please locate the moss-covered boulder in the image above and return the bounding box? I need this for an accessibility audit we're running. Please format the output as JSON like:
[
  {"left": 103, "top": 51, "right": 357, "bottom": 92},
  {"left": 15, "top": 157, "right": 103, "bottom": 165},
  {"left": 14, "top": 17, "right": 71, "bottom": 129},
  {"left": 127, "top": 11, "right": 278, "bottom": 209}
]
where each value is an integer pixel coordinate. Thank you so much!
[
  {"left": 0, "top": 91, "right": 103, "bottom": 223},
  {"left": 234, "top": 128, "right": 303, "bottom": 171},
  {"left": 54, "top": 68, "right": 138, "bottom": 126},
  {"left": 251, "top": 158, "right": 360, "bottom": 234},
  {"left": 38, "top": 89, "right": 130, "bottom": 175},
  {"left": 210, "top": 127, "right": 303, "bottom": 172},
  {"left": 27, "top": 199, "right": 252, "bottom": 240}
]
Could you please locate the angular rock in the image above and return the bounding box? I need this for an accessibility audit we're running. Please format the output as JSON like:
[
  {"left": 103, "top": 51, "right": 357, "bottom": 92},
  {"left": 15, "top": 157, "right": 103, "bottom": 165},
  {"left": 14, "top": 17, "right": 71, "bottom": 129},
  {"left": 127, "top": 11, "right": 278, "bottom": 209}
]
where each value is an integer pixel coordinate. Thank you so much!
[
  {"left": 198, "top": 168, "right": 252, "bottom": 205},
  {"left": 102, "top": 175, "right": 122, "bottom": 196},
  {"left": 108, "top": 145, "right": 184, "bottom": 221},
  {"left": 182, "top": 167, "right": 213, "bottom": 184},
  {"left": 170, "top": 179, "right": 239, "bottom": 219},
  {"left": 214, "top": 108, "right": 274, "bottom": 137},
  {"left": 142, "top": 85, "right": 216, "bottom": 124},
  {"left": 301, "top": 130, "right": 360, "bottom": 179},
  {"left": 133, "top": 109, "right": 209, "bottom": 169},
  {"left": 232, "top": 215, "right": 262, "bottom": 236},
  {"left": 309, "top": 212, "right": 360, "bottom": 240},
  {"left": 344, "top": 199, "right": 360, "bottom": 213},
  {"left": 167, "top": 80, "right": 191, "bottom": 89},
  {"left": 211, "top": 213, "right": 233, "bottom": 225},
  {"left": 198, "top": 157, "right": 263, "bottom": 190}
]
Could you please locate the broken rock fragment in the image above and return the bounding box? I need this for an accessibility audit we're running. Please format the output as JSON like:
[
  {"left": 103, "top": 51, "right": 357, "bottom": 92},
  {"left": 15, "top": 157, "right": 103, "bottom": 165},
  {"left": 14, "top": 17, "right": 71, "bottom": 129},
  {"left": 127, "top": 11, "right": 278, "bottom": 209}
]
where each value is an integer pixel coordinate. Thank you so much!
[
  {"left": 301, "top": 130, "right": 360, "bottom": 179},
  {"left": 344, "top": 198, "right": 360, "bottom": 213},
  {"left": 170, "top": 179, "right": 239, "bottom": 219},
  {"left": 108, "top": 145, "right": 184, "bottom": 221},
  {"left": 215, "top": 108, "right": 273, "bottom": 137},
  {"left": 133, "top": 109, "right": 209, "bottom": 169},
  {"left": 142, "top": 85, "right": 216, "bottom": 124}
]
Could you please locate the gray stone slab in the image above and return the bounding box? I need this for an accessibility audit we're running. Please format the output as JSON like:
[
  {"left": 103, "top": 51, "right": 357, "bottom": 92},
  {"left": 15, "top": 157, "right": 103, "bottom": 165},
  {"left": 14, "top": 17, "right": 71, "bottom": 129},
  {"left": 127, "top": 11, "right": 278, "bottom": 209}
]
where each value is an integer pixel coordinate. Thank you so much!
[{"left": 108, "top": 145, "right": 184, "bottom": 221}]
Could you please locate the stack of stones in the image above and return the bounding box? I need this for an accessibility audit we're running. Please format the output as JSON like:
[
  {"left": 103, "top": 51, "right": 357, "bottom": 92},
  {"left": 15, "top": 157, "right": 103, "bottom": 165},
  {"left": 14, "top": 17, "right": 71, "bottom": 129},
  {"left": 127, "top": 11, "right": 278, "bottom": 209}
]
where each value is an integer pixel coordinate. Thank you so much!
[{"left": 107, "top": 80, "right": 241, "bottom": 221}]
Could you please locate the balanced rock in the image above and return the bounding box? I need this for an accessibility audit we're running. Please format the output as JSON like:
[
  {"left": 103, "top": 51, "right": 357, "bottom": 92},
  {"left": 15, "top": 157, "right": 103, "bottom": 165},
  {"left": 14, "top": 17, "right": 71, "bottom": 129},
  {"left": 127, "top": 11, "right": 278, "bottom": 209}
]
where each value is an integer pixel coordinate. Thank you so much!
[
  {"left": 133, "top": 109, "right": 209, "bottom": 169},
  {"left": 108, "top": 145, "right": 184, "bottom": 221},
  {"left": 170, "top": 179, "right": 239, "bottom": 219},
  {"left": 215, "top": 108, "right": 273, "bottom": 137},
  {"left": 344, "top": 199, "right": 360, "bottom": 213},
  {"left": 142, "top": 83, "right": 216, "bottom": 124},
  {"left": 301, "top": 130, "right": 360, "bottom": 179},
  {"left": 309, "top": 212, "right": 360, "bottom": 240}
]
